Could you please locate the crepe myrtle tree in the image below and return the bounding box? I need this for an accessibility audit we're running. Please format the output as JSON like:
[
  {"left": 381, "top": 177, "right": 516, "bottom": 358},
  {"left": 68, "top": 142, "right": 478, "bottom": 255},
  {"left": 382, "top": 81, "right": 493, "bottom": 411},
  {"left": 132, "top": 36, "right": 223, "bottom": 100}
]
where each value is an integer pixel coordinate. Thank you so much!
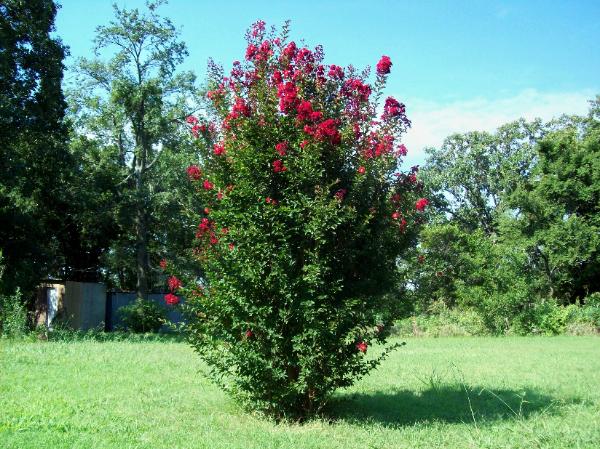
[{"left": 163, "top": 21, "right": 428, "bottom": 418}]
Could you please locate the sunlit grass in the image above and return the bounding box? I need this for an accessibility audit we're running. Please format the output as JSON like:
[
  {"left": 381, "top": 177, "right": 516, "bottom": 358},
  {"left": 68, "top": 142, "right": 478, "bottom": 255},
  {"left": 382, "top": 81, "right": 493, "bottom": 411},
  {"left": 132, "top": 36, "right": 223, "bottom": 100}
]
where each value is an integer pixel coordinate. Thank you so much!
[{"left": 1, "top": 336, "right": 599, "bottom": 448}]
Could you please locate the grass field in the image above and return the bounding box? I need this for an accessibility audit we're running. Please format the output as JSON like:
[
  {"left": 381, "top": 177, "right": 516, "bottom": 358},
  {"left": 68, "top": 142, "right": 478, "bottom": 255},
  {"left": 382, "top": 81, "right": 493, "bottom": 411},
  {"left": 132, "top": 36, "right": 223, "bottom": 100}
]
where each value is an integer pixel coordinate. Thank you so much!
[{"left": 1, "top": 336, "right": 599, "bottom": 449}]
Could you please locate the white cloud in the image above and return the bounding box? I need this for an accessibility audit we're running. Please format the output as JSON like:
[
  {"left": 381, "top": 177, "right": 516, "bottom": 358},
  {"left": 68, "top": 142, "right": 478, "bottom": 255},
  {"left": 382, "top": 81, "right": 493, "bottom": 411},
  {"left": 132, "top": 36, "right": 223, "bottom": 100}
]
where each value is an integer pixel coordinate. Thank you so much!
[{"left": 401, "top": 88, "right": 596, "bottom": 166}]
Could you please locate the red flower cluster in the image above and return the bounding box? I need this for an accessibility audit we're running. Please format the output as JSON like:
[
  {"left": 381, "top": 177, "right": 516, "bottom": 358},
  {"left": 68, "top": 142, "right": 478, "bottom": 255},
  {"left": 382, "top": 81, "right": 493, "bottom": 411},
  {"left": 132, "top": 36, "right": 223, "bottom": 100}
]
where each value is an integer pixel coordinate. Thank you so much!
[
  {"left": 415, "top": 198, "right": 429, "bottom": 211},
  {"left": 187, "top": 165, "right": 202, "bottom": 181},
  {"left": 203, "top": 179, "right": 214, "bottom": 190},
  {"left": 357, "top": 166, "right": 366, "bottom": 174},
  {"left": 305, "top": 118, "right": 341, "bottom": 145},
  {"left": 213, "top": 143, "right": 226, "bottom": 156},
  {"left": 356, "top": 341, "right": 368, "bottom": 353},
  {"left": 296, "top": 100, "right": 322, "bottom": 122},
  {"left": 231, "top": 97, "right": 251, "bottom": 118},
  {"left": 277, "top": 81, "right": 299, "bottom": 113},
  {"left": 275, "top": 141, "right": 288, "bottom": 156},
  {"left": 168, "top": 275, "right": 182, "bottom": 292},
  {"left": 164, "top": 293, "right": 180, "bottom": 305},
  {"left": 334, "top": 188, "right": 347, "bottom": 201},
  {"left": 328, "top": 64, "right": 344, "bottom": 80},
  {"left": 342, "top": 78, "right": 372, "bottom": 102},
  {"left": 382, "top": 97, "right": 408, "bottom": 123},
  {"left": 196, "top": 217, "right": 220, "bottom": 246},
  {"left": 159, "top": 259, "right": 167, "bottom": 270},
  {"left": 395, "top": 144, "right": 408, "bottom": 157},
  {"left": 376, "top": 55, "right": 392, "bottom": 75},
  {"left": 265, "top": 197, "right": 278, "bottom": 205},
  {"left": 272, "top": 159, "right": 287, "bottom": 173}
]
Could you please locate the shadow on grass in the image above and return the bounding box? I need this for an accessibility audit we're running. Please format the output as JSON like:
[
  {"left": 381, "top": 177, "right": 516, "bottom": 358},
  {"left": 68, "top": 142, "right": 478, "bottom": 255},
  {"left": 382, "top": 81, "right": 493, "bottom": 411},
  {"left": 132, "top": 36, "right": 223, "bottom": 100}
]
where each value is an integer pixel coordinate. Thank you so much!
[{"left": 326, "top": 385, "right": 575, "bottom": 428}]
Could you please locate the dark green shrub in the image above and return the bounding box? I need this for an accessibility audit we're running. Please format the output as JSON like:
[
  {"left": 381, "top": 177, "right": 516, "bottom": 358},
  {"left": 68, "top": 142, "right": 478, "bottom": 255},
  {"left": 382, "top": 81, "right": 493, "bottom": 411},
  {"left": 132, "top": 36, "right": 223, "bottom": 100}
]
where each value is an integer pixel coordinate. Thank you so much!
[{"left": 118, "top": 299, "right": 167, "bottom": 333}]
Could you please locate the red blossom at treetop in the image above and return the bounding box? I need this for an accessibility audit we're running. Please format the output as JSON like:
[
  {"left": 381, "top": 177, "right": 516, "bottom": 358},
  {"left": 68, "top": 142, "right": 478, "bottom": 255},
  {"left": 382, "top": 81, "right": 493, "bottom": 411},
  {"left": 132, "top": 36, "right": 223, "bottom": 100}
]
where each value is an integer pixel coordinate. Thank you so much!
[{"left": 376, "top": 55, "right": 392, "bottom": 75}]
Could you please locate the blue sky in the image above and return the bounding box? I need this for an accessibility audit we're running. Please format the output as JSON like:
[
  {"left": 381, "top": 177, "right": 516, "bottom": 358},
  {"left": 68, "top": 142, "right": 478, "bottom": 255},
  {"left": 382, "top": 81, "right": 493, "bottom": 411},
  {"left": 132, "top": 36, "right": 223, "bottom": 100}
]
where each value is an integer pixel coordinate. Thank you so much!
[{"left": 55, "top": 0, "right": 600, "bottom": 165}]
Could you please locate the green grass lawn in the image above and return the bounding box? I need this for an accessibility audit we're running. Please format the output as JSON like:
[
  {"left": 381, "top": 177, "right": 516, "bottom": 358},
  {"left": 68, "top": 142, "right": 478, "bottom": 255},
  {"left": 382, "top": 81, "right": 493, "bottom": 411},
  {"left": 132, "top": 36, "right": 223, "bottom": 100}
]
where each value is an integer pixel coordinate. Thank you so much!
[{"left": 1, "top": 336, "right": 599, "bottom": 449}]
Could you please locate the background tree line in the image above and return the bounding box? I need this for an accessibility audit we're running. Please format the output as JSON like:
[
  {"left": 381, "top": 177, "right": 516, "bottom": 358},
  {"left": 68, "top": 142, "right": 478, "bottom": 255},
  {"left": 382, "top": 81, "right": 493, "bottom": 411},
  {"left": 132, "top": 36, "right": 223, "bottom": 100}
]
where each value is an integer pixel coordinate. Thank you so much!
[
  {"left": 1, "top": 0, "right": 201, "bottom": 311},
  {"left": 400, "top": 103, "right": 600, "bottom": 334},
  {"left": 1, "top": 0, "right": 598, "bottom": 335}
]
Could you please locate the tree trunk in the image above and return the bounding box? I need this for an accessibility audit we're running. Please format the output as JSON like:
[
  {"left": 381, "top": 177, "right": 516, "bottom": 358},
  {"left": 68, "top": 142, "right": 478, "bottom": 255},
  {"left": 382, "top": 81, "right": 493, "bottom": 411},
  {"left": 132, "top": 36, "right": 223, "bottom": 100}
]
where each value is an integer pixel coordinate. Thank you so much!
[{"left": 134, "top": 140, "right": 149, "bottom": 301}]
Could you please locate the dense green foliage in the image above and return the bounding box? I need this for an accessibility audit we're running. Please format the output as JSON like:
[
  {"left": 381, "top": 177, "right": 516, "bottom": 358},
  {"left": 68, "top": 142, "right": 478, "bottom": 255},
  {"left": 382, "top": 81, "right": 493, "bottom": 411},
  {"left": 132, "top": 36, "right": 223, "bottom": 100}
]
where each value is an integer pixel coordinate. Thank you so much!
[
  {"left": 170, "top": 22, "right": 423, "bottom": 417},
  {"left": 68, "top": 1, "right": 201, "bottom": 297},
  {"left": 403, "top": 99, "right": 600, "bottom": 334},
  {"left": 0, "top": 0, "right": 70, "bottom": 296},
  {"left": 117, "top": 299, "right": 167, "bottom": 333}
]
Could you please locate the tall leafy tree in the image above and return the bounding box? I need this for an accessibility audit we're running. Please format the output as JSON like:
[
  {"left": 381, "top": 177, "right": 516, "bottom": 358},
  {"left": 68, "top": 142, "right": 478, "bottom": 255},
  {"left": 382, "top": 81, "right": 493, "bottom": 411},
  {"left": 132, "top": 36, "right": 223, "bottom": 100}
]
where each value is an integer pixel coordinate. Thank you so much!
[
  {"left": 0, "top": 0, "right": 69, "bottom": 296},
  {"left": 69, "top": 1, "right": 199, "bottom": 298},
  {"left": 507, "top": 98, "right": 600, "bottom": 301},
  {"left": 421, "top": 119, "right": 545, "bottom": 234}
]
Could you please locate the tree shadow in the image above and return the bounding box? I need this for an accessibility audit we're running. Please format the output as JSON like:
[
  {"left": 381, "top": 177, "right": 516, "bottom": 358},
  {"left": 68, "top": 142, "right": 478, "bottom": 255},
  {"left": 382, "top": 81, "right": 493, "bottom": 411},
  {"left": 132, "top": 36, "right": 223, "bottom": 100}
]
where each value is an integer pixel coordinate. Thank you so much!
[{"left": 325, "top": 385, "right": 577, "bottom": 428}]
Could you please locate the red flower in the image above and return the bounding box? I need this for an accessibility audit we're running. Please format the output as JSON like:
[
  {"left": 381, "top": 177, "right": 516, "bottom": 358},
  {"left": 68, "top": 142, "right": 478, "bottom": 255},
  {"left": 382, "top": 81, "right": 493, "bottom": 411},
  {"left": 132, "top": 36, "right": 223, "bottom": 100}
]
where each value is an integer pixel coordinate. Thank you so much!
[
  {"left": 204, "top": 207, "right": 210, "bottom": 215},
  {"left": 231, "top": 97, "right": 251, "bottom": 117},
  {"left": 186, "top": 115, "right": 199, "bottom": 125},
  {"left": 315, "top": 119, "right": 341, "bottom": 145},
  {"left": 415, "top": 198, "right": 429, "bottom": 212},
  {"left": 376, "top": 55, "right": 392, "bottom": 75},
  {"left": 275, "top": 141, "right": 288, "bottom": 156},
  {"left": 300, "top": 139, "right": 309, "bottom": 149},
  {"left": 328, "top": 64, "right": 344, "bottom": 80},
  {"left": 356, "top": 341, "right": 368, "bottom": 353},
  {"left": 382, "top": 97, "right": 410, "bottom": 127},
  {"left": 277, "top": 81, "right": 299, "bottom": 113},
  {"left": 272, "top": 70, "right": 283, "bottom": 85},
  {"left": 296, "top": 100, "right": 314, "bottom": 121},
  {"left": 358, "top": 166, "right": 366, "bottom": 174},
  {"left": 273, "top": 159, "right": 287, "bottom": 173},
  {"left": 203, "top": 179, "right": 214, "bottom": 190},
  {"left": 186, "top": 165, "right": 202, "bottom": 181},
  {"left": 159, "top": 259, "right": 167, "bottom": 270},
  {"left": 217, "top": 191, "right": 224, "bottom": 200},
  {"left": 396, "top": 144, "right": 408, "bottom": 157},
  {"left": 334, "top": 188, "right": 347, "bottom": 201},
  {"left": 168, "top": 276, "right": 182, "bottom": 292},
  {"left": 228, "top": 243, "right": 235, "bottom": 251},
  {"left": 164, "top": 293, "right": 180, "bottom": 306},
  {"left": 391, "top": 211, "right": 400, "bottom": 220},
  {"left": 245, "top": 329, "right": 254, "bottom": 338},
  {"left": 282, "top": 41, "right": 297, "bottom": 60},
  {"left": 213, "top": 143, "right": 226, "bottom": 156},
  {"left": 245, "top": 43, "right": 258, "bottom": 60}
]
